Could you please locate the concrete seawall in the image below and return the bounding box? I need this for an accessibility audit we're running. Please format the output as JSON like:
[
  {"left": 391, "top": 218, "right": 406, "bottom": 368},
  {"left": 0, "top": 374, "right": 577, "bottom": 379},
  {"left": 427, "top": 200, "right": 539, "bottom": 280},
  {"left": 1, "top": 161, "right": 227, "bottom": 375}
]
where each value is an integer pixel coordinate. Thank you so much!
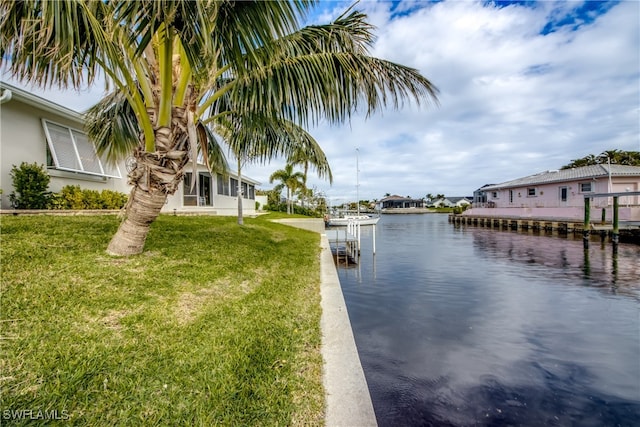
[{"left": 274, "top": 218, "right": 377, "bottom": 426}]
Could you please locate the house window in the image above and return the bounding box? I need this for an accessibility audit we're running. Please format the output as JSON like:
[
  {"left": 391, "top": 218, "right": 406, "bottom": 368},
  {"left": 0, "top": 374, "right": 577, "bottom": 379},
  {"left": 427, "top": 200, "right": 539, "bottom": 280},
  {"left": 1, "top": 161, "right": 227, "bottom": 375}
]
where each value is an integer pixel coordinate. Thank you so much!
[
  {"left": 216, "top": 174, "right": 229, "bottom": 196},
  {"left": 230, "top": 178, "right": 238, "bottom": 197},
  {"left": 183, "top": 173, "right": 198, "bottom": 206},
  {"left": 184, "top": 172, "right": 213, "bottom": 206},
  {"left": 42, "top": 119, "right": 121, "bottom": 178},
  {"left": 527, "top": 188, "right": 536, "bottom": 197},
  {"left": 492, "top": 192, "right": 498, "bottom": 198},
  {"left": 199, "top": 173, "right": 212, "bottom": 206},
  {"left": 509, "top": 190, "right": 513, "bottom": 203},
  {"left": 559, "top": 186, "right": 568, "bottom": 202},
  {"left": 580, "top": 182, "right": 592, "bottom": 193},
  {"left": 248, "top": 184, "right": 255, "bottom": 200}
]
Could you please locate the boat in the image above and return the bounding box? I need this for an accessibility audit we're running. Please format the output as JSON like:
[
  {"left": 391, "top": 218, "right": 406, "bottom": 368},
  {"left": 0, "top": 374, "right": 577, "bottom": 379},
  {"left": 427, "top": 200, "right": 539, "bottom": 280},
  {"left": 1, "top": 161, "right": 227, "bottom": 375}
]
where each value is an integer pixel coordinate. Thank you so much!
[
  {"left": 325, "top": 148, "right": 380, "bottom": 227},
  {"left": 326, "top": 214, "right": 380, "bottom": 226}
]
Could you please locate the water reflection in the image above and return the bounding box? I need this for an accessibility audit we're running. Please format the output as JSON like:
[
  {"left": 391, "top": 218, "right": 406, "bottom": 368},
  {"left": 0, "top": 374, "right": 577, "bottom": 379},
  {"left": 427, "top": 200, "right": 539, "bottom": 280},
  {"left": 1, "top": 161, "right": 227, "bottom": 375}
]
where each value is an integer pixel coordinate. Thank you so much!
[
  {"left": 337, "top": 214, "right": 640, "bottom": 427},
  {"left": 468, "top": 228, "right": 640, "bottom": 301}
]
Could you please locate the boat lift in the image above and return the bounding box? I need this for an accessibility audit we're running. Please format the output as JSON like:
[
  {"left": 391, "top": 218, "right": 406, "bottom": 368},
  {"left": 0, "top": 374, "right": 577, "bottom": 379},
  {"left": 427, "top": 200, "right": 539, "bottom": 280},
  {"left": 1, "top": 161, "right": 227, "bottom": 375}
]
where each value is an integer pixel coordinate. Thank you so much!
[{"left": 325, "top": 220, "right": 377, "bottom": 265}]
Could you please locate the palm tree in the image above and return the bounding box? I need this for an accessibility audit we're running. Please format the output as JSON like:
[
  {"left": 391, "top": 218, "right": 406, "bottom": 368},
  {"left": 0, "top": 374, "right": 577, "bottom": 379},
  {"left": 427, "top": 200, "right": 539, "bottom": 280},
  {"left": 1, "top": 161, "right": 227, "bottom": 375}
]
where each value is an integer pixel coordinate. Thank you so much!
[
  {"left": 561, "top": 150, "right": 640, "bottom": 169},
  {"left": 1, "top": 1, "right": 439, "bottom": 255},
  {"left": 288, "top": 142, "right": 333, "bottom": 188},
  {"left": 561, "top": 154, "right": 598, "bottom": 169},
  {"left": 215, "top": 110, "right": 331, "bottom": 225},
  {"left": 270, "top": 164, "right": 306, "bottom": 214}
]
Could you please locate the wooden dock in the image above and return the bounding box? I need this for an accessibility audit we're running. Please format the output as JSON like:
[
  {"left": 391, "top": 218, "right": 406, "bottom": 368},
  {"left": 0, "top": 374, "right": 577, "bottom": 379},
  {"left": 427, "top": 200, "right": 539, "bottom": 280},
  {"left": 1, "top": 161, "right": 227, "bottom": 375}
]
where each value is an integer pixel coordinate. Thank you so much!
[
  {"left": 326, "top": 228, "right": 360, "bottom": 265},
  {"left": 448, "top": 214, "right": 640, "bottom": 243}
]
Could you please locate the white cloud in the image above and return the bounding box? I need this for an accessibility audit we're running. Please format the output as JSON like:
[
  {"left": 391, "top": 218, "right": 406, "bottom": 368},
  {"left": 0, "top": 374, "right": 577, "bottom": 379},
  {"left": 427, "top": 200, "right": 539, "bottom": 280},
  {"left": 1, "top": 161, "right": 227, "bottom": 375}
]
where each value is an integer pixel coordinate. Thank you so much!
[
  {"left": 253, "top": 0, "right": 639, "bottom": 200},
  {"left": 4, "top": 1, "right": 638, "bottom": 201}
]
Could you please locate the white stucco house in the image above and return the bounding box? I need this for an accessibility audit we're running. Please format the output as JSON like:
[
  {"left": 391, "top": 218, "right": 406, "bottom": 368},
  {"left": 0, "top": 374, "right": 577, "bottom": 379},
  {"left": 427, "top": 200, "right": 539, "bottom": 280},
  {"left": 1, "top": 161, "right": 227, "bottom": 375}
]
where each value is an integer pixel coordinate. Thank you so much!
[
  {"left": 428, "top": 197, "right": 472, "bottom": 208},
  {"left": 0, "top": 81, "right": 260, "bottom": 215}
]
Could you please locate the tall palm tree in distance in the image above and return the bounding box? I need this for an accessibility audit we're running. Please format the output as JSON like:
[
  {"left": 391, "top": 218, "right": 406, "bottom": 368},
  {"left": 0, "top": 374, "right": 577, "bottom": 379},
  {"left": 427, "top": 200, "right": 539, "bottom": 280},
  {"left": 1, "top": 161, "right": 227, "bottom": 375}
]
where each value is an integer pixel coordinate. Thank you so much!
[
  {"left": 270, "top": 164, "right": 306, "bottom": 215},
  {"left": 1, "top": 0, "right": 439, "bottom": 255},
  {"left": 288, "top": 143, "right": 334, "bottom": 188},
  {"left": 215, "top": 110, "right": 331, "bottom": 224}
]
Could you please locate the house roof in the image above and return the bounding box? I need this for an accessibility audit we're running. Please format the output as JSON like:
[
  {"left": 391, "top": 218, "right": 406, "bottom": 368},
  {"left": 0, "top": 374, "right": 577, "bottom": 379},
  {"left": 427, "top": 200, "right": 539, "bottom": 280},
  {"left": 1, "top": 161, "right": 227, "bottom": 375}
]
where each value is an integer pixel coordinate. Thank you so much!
[
  {"left": 446, "top": 197, "right": 471, "bottom": 203},
  {"left": 483, "top": 165, "right": 640, "bottom": 191},
  {"left": 0, "top": 81, "right": 84, "bottom": 121},
  {"left": 380, "top": 195, "right": 422, "bottom": 202}
]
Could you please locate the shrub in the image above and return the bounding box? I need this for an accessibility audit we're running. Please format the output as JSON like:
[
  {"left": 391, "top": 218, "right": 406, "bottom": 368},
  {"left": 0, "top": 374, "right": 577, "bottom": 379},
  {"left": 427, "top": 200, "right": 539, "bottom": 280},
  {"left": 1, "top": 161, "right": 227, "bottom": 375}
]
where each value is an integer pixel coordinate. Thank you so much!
[
  {"left": 100, "top": 189, "right": 128, "bottom": 209},
  {"left": 9, "top": 162, "right": 51, "bottom": 209},
  {"left": 81, "top": 189, "right": 102, "bottom": 209},
  {"left": 49, "top": 186, "right": 128, "bottom": 210},
  {"left": 263, "top": 202, "right": 321, "bottom": 217},
  {"left": 50, "top": 185, "right": 82, "bottom": 209}
]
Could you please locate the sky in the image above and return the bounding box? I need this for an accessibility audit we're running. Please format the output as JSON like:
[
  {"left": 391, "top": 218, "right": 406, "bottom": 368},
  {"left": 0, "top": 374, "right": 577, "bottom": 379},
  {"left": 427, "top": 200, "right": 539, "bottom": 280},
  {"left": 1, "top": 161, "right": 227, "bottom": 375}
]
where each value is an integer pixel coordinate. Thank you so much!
[{"left": 3, "top": 0, "right": 639, "bottom": 205}]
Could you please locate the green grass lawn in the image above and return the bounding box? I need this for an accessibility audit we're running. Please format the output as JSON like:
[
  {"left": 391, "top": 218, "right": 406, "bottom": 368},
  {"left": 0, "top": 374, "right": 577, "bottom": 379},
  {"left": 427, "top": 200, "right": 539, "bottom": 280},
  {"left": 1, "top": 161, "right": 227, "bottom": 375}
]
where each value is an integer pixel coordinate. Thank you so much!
[{"left": 0, "top": 214, "right": 324, "bottom": 426}]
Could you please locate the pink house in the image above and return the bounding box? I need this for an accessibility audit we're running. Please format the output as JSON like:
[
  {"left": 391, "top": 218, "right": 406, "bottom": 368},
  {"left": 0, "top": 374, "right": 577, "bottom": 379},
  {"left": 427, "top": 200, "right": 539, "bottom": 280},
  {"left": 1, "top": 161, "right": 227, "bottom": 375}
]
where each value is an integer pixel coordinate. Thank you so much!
[{"left": 464, "top": 164, "right": 640, "bottom": 222}]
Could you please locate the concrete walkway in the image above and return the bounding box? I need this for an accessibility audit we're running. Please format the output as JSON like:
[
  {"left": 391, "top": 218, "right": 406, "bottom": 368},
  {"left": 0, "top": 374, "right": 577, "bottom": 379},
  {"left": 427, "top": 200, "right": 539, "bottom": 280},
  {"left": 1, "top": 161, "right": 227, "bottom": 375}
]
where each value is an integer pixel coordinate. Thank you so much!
[{"left": 274, "top": 218, "right": 377, "bottom": 426}]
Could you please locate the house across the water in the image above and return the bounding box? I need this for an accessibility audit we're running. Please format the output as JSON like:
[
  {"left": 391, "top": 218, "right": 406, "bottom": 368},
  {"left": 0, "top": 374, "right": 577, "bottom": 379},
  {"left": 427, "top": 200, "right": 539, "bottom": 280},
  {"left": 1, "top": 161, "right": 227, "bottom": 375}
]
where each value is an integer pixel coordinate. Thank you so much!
[
  {"left": 464, "top": 165, "right": 640, "bottom": 222},
  {"left": 427, "top": 196, "right": 472, "bottom": 208},
  {"left": 379, "top": 195, "right": 425, "bottom": 210},
  {"left": 0, "top": 81, "right": 260, "bottom": 215}
]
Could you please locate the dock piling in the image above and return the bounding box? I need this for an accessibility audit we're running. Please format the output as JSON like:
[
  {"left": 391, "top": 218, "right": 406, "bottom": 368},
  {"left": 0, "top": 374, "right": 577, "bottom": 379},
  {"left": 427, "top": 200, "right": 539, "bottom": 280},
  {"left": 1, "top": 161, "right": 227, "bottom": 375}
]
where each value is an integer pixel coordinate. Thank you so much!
[{"left": 583, "top": 197, "right": 591, "bottom": 247}]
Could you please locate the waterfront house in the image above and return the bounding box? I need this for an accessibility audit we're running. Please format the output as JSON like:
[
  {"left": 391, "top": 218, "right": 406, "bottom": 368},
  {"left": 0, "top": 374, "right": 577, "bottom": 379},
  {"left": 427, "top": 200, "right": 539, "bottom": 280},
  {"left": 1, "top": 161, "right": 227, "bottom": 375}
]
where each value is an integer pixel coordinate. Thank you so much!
[
  {"left": 0, "top": 81, "right": 258, "bottom": 215},
  {"left": 429, "top": 197, "right": 472, "bottom": 208},
  {"left": 464, "top": 165, "right": 640, "bottom": 222},
  {"left": 380, "top": 195, "right": 425, "bottom": 209}
]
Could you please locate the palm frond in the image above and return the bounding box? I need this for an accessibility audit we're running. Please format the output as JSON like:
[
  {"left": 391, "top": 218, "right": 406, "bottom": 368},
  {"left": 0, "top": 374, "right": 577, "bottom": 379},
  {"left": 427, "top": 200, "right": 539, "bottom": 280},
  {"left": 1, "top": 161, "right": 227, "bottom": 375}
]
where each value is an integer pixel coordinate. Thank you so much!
[
  {"left": 0, "top": 0, "right": 107, "bottom": 88},
  {"left": 212, "top": 1, "right": 314, "bottom": 74},
  {"left": 199, "top": 124, "right": 228, "bottom": 175},
  {"left": 85, "top": 90, "right": 139, "bottom": 163},
  {"left": 230, "top": 8, "right": 439, "bottom": 126}
]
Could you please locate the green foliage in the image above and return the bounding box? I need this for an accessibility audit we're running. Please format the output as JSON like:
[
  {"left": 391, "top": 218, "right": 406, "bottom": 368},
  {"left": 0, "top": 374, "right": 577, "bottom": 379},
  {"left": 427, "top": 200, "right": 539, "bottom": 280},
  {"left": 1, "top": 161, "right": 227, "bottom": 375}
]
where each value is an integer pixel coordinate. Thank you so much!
[
  {"left": 266, "top": 188, "right": 282, "bottom": 206},
  {"left": 265, "top": 202, "right": 322, "bottom": 217},
  {"left": 452, "top": 204, "right": 471, "bottom": 215},
  {"left": 9, "top": 162, "right": 51, "bottom": 209},
  {"left": 49, "top": 185, "right": 128, "bottom": 210},
  {"left": 98, "top": 189, "right": 128, "bottom": 209},
  {"left": 561, "top": 150, "right": 640, "bottom": 169}
]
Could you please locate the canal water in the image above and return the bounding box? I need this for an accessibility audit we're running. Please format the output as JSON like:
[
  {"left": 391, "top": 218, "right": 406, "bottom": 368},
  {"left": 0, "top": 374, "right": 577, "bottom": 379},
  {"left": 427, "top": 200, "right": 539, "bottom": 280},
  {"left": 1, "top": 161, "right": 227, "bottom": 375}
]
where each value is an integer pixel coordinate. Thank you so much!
[{"left": 335, "top": 214, "right": 640, "bottom": 427}]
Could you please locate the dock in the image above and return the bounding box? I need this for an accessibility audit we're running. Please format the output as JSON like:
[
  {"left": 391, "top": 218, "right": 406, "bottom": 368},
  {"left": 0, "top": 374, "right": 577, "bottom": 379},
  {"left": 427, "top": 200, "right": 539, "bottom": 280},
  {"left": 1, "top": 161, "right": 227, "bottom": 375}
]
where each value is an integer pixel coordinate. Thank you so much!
[
  {"left": 326, "top": 228, "right": 360, "bottom": 265},
  {"left": 450, "top": 191, "right": 640, "bottom": 246},
  {"left": 448, "top": 214, "right": 640, "bottom": 243},
  {"left": 325, "top": 221, "right": 379, "bottom": 265}
]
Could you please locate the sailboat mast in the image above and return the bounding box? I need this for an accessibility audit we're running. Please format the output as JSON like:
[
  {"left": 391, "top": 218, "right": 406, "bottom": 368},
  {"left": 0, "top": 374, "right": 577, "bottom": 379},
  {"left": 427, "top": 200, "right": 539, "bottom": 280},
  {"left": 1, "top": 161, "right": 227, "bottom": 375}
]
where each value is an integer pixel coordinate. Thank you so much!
[{"left": 356, "top": 148, "right": 360, "bottom": 216}]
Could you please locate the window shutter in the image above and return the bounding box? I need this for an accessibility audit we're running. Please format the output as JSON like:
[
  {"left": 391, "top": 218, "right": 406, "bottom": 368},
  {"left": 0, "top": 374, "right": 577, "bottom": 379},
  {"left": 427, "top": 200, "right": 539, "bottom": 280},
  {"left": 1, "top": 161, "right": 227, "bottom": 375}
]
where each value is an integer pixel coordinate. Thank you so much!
[
  {"left": 42, "top": 120, "right": 121, "bottom": 178},
  {"left": 45, "top": 122, "right": 82, "bottom": 171}
]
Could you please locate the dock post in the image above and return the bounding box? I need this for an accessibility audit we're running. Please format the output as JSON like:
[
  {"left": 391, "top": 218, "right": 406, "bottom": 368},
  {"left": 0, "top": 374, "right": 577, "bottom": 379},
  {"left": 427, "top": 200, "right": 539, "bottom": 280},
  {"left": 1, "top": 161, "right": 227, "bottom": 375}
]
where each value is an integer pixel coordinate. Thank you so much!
[
  {"left": 613, "top": 196, "right": 619, "bottom": 247},
  {"left": 372, "top": 224, "right": 376, "bottom": 255},
  {"left": 583, "top": 196, "right": 590, "bottom": 248}
]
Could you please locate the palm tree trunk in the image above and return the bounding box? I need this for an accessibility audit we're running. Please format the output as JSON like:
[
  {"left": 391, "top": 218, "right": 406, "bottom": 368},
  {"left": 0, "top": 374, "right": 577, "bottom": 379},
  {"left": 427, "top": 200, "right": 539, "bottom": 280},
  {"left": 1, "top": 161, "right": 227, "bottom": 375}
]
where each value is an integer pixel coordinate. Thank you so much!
[
  {"left": 237, "top": 158, "right": 244, "bottom": 225},
  {"left": 106, "top": 185, "right": 167, "bottom": 255},
  {"left": 107, "top": 116, "right": 189, "bottom": 255}
]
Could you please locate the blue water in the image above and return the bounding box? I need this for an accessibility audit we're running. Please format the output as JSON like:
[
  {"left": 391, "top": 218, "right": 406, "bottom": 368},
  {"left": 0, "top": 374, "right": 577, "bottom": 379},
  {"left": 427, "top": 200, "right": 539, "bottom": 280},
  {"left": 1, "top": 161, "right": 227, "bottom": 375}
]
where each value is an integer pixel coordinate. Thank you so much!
[{"left": 335, "top": 214, "right": 640, "bottom": 427}]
